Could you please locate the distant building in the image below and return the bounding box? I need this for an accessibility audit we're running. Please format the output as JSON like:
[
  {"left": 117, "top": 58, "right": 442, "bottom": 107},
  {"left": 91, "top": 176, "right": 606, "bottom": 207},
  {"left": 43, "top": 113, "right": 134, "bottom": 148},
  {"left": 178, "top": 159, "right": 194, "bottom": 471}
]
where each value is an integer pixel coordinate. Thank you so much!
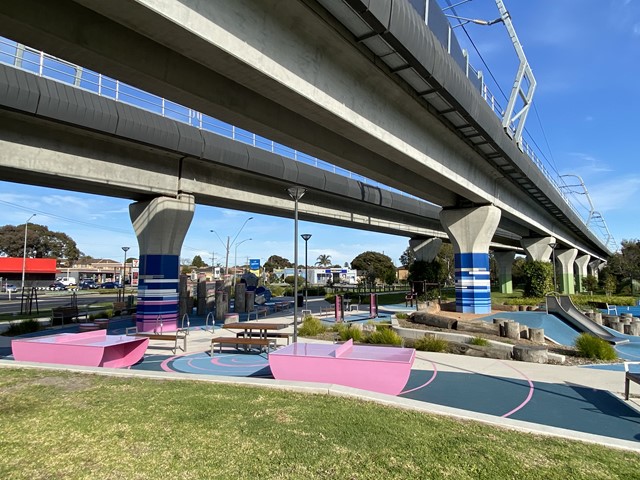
[
  {"left": 0, "top": 257, "right": 57, "bottom": 287},
  {"left": 274, "top": 267, "right": 359, "bottom": 285}
]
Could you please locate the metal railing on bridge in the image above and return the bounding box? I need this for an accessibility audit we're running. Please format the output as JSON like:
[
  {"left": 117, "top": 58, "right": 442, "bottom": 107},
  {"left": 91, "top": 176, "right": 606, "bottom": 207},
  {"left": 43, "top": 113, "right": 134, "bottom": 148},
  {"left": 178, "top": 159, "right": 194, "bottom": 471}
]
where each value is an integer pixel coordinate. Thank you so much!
[{"left": 0, "top": 36, "right": 615, "bottom": 250}]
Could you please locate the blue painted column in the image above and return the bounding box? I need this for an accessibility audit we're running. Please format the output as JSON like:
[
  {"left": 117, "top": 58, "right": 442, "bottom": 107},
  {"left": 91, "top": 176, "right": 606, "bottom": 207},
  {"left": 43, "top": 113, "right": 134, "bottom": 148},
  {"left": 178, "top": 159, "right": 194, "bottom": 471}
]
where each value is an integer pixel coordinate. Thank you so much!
[
  {"left": 440, "top": 206, "right": 501, "bottom": 314},
  {"left": 130, "top": 194, "right": 195, "bottom": 332}
]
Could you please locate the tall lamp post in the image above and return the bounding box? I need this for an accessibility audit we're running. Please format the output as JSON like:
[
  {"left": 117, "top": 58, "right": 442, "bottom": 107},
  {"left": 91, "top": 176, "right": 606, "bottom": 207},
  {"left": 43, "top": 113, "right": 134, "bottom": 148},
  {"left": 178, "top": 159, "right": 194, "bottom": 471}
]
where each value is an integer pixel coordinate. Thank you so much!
[
  {"left": 549, "top": 242, "right": 557, "bottom": 293},
  {"left": 211, "top": 216, "right": 253, "bottom": 283},
  {"left": 288, "top": 186, "right": 306, "bottom": 342},
  {"left": 301, "top": 234, "right": 312, "bottom": 309},
  {"left": 233, "top": 238, "right": 252, "bottom": 286},
  {"left": 121, "top": 246, "right": 130, "bottom": 301},
  {"left": 21, "top": 214, "right": 36, "bottom": 293}
]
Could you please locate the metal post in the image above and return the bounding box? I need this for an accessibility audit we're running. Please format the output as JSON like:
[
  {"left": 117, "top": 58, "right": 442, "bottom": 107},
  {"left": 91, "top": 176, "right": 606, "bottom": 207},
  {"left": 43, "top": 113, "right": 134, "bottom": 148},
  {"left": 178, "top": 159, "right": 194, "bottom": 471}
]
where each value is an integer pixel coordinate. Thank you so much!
[
  {"left": 21, "top": 214, "right": 36, "bottom": 293},
  {"left": 301, "top": 234, "right": 312, "bottom": 309},
  {"left": 121, "top": 246, "right": 130, "bottom": 302},
  {"left": 288, "top": 187, "right": 306, "bottom": 342},
  {"left": 550, "top": 243, "right": 557, "bottom": 292},
  {"left": 233, "top": 238, "right": 252, "bottom": 287}
]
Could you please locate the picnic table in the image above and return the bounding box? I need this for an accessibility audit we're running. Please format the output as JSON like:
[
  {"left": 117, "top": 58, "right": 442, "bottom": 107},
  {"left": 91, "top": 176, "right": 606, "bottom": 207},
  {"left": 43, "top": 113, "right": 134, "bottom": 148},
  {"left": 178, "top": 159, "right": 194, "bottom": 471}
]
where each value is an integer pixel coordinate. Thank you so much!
[{"left": 210, "top": 321, "right": 290, "bottom": 354}]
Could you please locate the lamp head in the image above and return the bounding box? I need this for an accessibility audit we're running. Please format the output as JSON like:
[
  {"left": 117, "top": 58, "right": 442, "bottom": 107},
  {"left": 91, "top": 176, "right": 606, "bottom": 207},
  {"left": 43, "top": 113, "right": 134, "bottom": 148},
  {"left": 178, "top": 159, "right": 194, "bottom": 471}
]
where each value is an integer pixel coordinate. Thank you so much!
[{"left": 301, "top": 234, "right": 312, "bottom": 241}]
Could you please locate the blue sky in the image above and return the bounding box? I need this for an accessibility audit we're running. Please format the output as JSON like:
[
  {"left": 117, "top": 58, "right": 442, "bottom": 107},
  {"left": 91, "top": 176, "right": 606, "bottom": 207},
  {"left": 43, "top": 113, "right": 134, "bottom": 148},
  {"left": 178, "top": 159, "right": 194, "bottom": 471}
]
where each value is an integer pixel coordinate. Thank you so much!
[{"left": 1, "top": 0, "right": 638, "bottom": 267}]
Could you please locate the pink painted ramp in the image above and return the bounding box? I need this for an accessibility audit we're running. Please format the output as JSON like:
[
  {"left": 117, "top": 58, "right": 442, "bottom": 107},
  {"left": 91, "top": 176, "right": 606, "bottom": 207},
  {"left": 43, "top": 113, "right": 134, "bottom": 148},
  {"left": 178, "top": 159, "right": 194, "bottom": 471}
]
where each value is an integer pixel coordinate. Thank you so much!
[
  {"left": 11, "top": 330, "right": 148, "bottom": 368},
  {"left": 269, "top": 340, "right": 415, "bottom": 395}
]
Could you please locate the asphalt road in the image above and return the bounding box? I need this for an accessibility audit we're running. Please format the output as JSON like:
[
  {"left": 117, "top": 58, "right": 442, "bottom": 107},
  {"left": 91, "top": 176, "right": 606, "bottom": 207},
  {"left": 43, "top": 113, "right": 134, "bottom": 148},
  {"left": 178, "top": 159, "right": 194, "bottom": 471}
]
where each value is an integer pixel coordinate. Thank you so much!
[{"left": 0, "top": 291, "right": 126, "bottom": 316}]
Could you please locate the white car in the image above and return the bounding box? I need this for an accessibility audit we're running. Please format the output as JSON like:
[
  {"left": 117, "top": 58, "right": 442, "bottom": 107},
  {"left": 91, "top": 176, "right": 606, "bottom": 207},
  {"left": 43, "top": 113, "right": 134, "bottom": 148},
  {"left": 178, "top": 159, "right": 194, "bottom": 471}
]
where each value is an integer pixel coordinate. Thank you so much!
[{"left": 3, "top": 284, "right": 18, "bottom": 293}]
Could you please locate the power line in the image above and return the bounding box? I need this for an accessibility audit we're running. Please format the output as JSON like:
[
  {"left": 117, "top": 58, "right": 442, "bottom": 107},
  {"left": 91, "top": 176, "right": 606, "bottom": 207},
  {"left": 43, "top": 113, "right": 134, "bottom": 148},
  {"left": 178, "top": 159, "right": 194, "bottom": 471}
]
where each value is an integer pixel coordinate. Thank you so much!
[{"left": 0, "top": 199, "right": 131, "bottom": 234}]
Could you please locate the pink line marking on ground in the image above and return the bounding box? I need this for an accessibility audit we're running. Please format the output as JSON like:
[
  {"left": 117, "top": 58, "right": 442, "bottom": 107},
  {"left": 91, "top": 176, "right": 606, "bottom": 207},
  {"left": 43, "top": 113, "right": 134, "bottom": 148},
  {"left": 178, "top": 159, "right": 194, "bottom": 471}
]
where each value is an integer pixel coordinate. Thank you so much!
[
  {"left": 160, "top": 356, "right": 179, "bottom": 372},
  {"left": 399, "top": 362, "right": 438, "bottom": 395},
  {"left": 499, "top": 361, "right": 535, "bottom": 418},
  {"left": 210, "top": 355, "right": 268, "bottom": 368}
]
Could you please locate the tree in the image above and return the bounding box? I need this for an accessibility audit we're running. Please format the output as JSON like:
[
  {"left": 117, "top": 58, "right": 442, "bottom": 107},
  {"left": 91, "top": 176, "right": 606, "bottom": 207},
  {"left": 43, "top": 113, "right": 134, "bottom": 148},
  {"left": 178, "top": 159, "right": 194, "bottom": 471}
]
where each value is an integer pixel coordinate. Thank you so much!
[
  {"left": 191, "top": 255, "right": 207, "bottom": 268},
  {"left": 351, "top": 251, "right": 396, "bottom": 285},
  {"left": 316, "top": 254, "right": 332, "bottom": 267},
  {"left": 601, "top": 239, "right": 640, "bottom": 295},
  {"left": 583, "top": 274, "right": 598, "bottom": 293},
  {"left": 399, "top": 247, "right": 415, "bottom": 268},
  {"left": 520, "top": 261, "right": 553, "bottom": 297},
  {"left": 0, "top": 223, "right": 81, "bottom": 263},
  {"left": 264, "top": 255, "right": 292, "bottom": 272}
]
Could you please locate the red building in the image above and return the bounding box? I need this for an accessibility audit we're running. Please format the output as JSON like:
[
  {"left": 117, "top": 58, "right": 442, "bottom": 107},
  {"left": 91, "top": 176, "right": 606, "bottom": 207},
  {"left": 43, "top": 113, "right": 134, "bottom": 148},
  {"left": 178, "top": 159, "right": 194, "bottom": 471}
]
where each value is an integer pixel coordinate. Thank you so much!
[{"left": 0, "top": 257, "right": 57, "bottom": 287}]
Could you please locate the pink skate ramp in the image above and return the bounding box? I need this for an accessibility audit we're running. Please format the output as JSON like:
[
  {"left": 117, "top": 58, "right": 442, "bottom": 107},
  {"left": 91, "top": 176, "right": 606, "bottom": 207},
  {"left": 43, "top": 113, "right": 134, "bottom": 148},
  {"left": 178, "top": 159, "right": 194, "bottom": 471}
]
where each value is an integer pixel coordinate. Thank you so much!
[
  {"left": 12, "top": 330, "right": 148, "bottom": 368},
  {"left": 269, "top": 339, "right": 415, "bottom": 395}
]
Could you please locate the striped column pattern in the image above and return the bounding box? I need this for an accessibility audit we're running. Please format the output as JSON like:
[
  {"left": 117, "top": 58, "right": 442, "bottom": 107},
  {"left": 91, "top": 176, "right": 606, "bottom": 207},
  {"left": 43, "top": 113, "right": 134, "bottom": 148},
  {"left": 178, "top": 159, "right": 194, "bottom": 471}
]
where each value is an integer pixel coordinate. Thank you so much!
[
  {"left": 136, "top": 254, "right": 180, "bottom": 332},
  {"left": 455, "top": 252, "right": 491, "bottom": 313},
  {"left": 440, "top": 205, "right": 500, "bottom": 315}
]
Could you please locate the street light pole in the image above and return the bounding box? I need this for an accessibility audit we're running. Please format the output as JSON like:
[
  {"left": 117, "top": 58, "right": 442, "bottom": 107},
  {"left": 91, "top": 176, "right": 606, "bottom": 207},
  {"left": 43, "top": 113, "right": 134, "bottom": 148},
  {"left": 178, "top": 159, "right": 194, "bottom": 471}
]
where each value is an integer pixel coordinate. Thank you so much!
[
  {"left": 301, "top": 234, "right": 312, "bottom": 310},
  {"left": 121, "top": 246, "right": 130, "bottom": 302},
  {"left": 21, "top": 214, "right": 36, "bottom": 293},
  {"left": 288, "top": 187, "right": 306, "bottom": 342},
  {"left": 211, "top": 216, "right": 253, "bottom": 283},
  {"left": 549, "top": 243, "right": 557, "bottom": 293},
  {"left": 233, "top": 238, "right": 252, "bottom": 287}
]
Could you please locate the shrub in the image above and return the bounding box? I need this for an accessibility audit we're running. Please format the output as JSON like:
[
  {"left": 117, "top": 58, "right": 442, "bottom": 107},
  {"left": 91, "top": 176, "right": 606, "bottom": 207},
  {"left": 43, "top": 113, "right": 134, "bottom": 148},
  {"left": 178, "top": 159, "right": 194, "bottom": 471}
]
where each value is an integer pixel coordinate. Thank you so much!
[
  {"left": 4, "top": 318, "right": 41, "bottom": 336},
  {"left": 298, "top": 316, "right": 326, "bottom": 337},
  {"left": 366, "top": 328, "right": 403, "bottom": 346},
  {"left": 335, "top": 324, "right": 363, "bottom": 342},
  {"left": 574, "top": 333, "right": 617, "bottom": 361},
  {"left": 395, "top": 313, "right": 409, "bottom": 320},
  {"left": 414, "top": 334, "right": 448, "bottom": 352},
  {"left": 104, "top": 309, "right": 114, "bottom": 319},
  {"left": 469, "top": 336, "right": 489, "bottom": 346},
  {"left": 268, "top": 285, "right": 284, "bottom": 297},
  {"left": 521, "top": 260, "right": 553, "bottom": 297}
]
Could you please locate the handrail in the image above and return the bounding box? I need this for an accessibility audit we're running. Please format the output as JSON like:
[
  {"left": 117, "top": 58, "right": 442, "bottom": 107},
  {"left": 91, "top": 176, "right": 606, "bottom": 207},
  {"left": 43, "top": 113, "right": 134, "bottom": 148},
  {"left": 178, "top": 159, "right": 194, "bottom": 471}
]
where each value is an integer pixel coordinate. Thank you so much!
[
  {"left": 0, "top": 36, "right": 612, "bottom": 248},
  {"left": 180, "top": 313, "right": 190, "bottom": 335},
  {"left": 204, "top": 311, "right": 215, "bottom": 332},
  {"left": 154, "top": 315, "right": 163, "bottom": 335}
]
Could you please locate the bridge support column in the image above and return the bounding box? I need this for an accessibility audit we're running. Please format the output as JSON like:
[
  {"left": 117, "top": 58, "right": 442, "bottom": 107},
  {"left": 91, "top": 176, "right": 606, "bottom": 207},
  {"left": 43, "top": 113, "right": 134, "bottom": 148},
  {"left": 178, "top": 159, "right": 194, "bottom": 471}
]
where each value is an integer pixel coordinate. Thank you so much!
[
  {"left": 440, "top": 205, "right": 501, "bottom": 314},
  {"left": 409, "top": 237, "right": 442, "bottom": 262},
  {"left": 130, "top": 194, "right": 195, "bottom": 332},
  {"left": 575, "top": 254, "right": 591, "bottom": 293},
  {"left": 493, "top": 251, "right": 516, "bottom": 294},
  {"left": 520, "top": 236, "right": 556, "bottom": 262},
  {"left": 556, "top": 249, "right": 578, "bottom": 295},
  {"left": 589, "top": 259, "right": 602, "bottom": 280}
]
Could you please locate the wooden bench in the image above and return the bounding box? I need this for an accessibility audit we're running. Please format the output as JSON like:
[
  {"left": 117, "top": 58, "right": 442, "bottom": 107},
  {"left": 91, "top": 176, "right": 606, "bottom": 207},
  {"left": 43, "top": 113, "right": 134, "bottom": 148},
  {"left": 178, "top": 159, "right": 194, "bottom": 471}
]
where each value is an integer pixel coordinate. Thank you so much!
[
  {"left": 51, "top": 306, "right": 88, "bottom": 325},
  {"left": 320, "top": 307, "right": 335, "bottom": 317},
  {"left": 125, "top": 327, "right": 187, "bottom": 354},
  {"left": 624, "top": 362, "right": 640, "bottom": 400},
  {"left": 235, "top": 331, "right": 292, "bottom": 345},
  {"left": 211, "top": 336, "right": 275, "bottom": 355},
  {"left": 113, "top": 301, "right": 128, "bottom": 315},
  {"left": 247, "top": 307, "right": 269, "bottom": 320}
]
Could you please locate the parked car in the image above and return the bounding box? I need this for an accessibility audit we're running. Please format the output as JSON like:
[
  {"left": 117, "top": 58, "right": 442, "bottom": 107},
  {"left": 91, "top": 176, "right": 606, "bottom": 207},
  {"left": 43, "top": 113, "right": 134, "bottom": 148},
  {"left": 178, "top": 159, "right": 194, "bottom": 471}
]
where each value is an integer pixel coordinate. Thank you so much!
[
  {"left": 48, "top": 282, "right": 66, "bottom": 291},
  {"left": 79, "top": 279, "right": 98, "bottom": 290},
  {"left": 2, "top": 284, "right": 18, "bottom": 293}
]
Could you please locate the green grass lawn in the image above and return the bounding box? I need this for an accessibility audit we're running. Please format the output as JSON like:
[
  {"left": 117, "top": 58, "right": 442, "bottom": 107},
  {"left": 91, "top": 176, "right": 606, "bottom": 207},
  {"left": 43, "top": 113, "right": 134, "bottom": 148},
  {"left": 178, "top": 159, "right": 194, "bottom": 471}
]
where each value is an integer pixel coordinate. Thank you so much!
[{"left": 0, "top": 368, "right": 638, "bottom": 479}]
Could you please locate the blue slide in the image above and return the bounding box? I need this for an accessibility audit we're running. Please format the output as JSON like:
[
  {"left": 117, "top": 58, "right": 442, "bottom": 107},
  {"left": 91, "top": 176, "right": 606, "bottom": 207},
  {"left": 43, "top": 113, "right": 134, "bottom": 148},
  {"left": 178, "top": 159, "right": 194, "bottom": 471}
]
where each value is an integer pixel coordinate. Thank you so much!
[{"left": 546, "top": 295, "right": 629, "bottom": 345}]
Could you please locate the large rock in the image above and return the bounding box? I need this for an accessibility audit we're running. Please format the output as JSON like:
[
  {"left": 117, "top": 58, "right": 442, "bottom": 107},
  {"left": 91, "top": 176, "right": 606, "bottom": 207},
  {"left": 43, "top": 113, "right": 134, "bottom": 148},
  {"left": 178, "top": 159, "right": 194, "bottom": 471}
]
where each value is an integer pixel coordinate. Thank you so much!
[
  {"left": 448, "top": 342, "right": 511, "bottom": 360},
  {"left": 513, "top": 345, "right": 548, "bottom": 364},
  {"left": 409, "top": 312, "right": 457, "bottom": 330}
]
